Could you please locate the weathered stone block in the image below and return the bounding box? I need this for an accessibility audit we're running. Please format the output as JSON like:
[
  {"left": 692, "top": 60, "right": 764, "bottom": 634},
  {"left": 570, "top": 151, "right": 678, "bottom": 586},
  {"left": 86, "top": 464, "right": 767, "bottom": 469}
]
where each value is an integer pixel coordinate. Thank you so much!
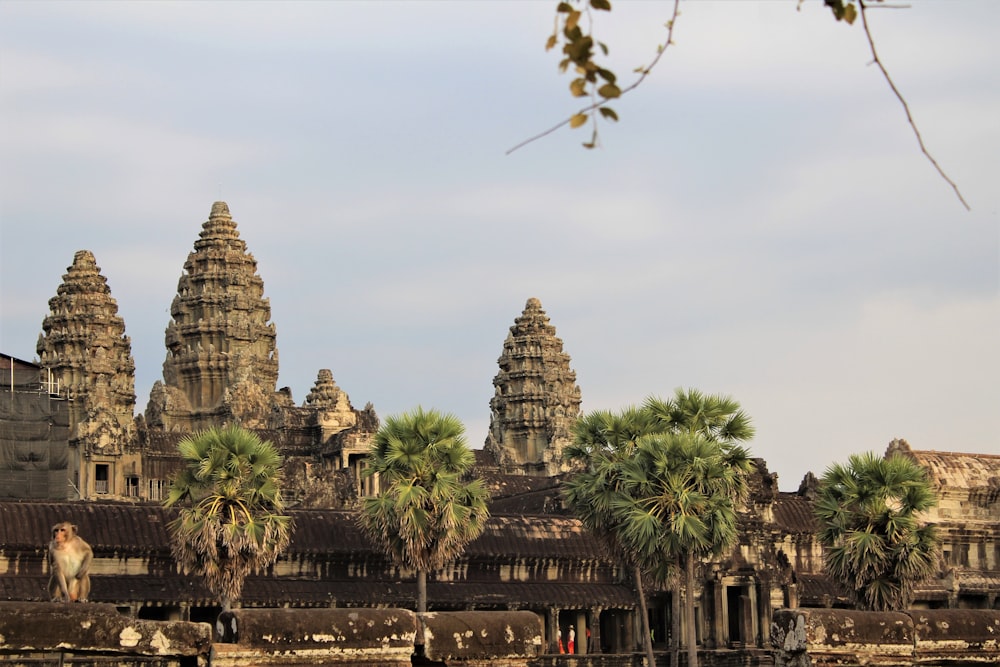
[
  {"left": 910, "top": 609, "right": 1000, "bottom": 662},
  {"left": 0, "top": 601, "right": 211, "bottom": 657},
  {"left": 418, "top": 610, "right": 543, "bottom": 662},
  {"left": 772, "top": 608, "right": 913, "bottom": 667},
  {"left": 212, "top": 607, "right": 417, "bottom": 666}
]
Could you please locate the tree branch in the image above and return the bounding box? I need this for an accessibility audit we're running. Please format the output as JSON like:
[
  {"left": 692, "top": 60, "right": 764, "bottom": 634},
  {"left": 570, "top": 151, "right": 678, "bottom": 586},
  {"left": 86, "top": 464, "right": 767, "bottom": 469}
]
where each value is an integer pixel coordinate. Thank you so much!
[
  {"left": 506, "top": 0, "right": 681, "bottom": 155},
  {"left": 859, "top": 0, "right": 970, "bottom": 210}
]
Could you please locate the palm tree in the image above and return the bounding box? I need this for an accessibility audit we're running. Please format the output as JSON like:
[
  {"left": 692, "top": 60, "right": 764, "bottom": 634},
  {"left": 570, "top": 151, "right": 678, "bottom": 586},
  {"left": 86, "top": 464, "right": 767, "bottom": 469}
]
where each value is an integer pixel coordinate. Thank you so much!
[
  {"left": 563, "top": 407, "right": 659, "bottom": 667},
  {"left": 623, "top": 433, "right": 753, "bottom": 667},
  {"left": 815, "top": 451, "right": 940, "bottom": 611},
  {"left": 643, "top": 387, "right": 754, "bottom": 667},
  {"left": 164, "top": 425, "right": 293, "bottom": 611},
  {"left": 644, "top": 387, "right": 755, "bottom": 444},
  {"left": 357, "top": 407, "right": 490, "bottom": 613},
  {"left": 565, "top": 392, "right": 754, "bottom": 667}
]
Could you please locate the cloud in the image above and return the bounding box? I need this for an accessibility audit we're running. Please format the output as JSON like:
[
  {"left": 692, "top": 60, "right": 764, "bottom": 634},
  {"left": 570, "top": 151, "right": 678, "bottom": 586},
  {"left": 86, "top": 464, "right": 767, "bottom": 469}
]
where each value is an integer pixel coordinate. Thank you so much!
[{"left": 2, "top": 1, "right": 997, "bottom": 492}]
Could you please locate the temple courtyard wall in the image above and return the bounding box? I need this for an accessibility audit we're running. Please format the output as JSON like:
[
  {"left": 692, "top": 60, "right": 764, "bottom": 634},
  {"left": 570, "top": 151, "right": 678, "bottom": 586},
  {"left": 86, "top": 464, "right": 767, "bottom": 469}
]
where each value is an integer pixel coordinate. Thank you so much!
[{"left": 2, "top": 602, "right": 997, "bottom": 667}]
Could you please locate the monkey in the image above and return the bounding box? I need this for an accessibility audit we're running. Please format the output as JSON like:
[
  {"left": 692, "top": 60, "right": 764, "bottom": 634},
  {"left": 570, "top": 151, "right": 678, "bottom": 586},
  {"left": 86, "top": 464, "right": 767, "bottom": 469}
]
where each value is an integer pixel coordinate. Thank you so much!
[{"left": 47, "top": 522, "right": 92, "bottom": 602}]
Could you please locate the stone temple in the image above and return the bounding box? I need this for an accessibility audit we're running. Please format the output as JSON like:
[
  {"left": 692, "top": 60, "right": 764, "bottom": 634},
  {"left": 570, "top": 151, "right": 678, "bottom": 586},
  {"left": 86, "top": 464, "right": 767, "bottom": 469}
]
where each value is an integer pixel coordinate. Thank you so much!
[{"left": 1, "top": 202, "right": 997, "bottom": 663}]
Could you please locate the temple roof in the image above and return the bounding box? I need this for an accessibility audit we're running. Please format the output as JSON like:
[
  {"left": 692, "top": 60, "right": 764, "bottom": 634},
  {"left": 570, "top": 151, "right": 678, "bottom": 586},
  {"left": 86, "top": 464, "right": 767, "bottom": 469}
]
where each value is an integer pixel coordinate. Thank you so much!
[
  {"left": 5, "top": 575, "right": 637, "bottom": 610},
  {"left": 770, "top": 493, "right": 819, "bottom": 534},
  {"left": 0, "top": 500, "right": 607, "bottom": 561},
  {"left": 906, "top": 450, "right": 1000, "bottom": 490}
]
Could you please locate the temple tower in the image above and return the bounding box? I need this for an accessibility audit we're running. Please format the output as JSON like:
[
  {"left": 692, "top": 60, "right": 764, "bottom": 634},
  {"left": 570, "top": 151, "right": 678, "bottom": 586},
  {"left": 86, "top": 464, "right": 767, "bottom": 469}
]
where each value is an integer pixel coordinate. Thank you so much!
[
  {"left": 36, "top": 250, "right": 138, "bottom": 498},
  {"left": 147, "top": 201, "right": 278, "bottom": 430},
  {"left": 484, "top": 297, "right": 582, "bottom": 476}
]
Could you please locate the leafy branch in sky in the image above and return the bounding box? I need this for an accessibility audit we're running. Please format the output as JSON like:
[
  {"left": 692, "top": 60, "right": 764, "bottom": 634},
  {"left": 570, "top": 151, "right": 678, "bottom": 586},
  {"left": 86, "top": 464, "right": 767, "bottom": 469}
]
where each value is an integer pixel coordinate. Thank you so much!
[{"left": 509, "top": 0, "right": 969, "bottom": 210}]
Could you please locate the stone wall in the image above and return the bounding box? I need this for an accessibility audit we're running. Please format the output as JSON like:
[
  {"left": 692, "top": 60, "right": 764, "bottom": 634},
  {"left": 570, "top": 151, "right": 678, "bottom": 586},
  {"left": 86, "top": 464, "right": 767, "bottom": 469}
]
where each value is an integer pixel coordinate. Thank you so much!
[
  {"left": 0, "top": 601, "right": 212, "bottom": 666},
  {"left": 6, "top": 603, "right": 997, "bottom": 667},
  {"left": 771, "top": 608, "right": 1000, "bottom": 667}
]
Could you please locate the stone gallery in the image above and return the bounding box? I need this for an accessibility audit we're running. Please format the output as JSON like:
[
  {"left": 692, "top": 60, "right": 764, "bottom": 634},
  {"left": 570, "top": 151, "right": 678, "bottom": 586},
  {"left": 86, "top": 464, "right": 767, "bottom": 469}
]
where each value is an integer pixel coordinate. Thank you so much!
[{"left": 1, "top": 202, "right": 997, "bottom": 664}]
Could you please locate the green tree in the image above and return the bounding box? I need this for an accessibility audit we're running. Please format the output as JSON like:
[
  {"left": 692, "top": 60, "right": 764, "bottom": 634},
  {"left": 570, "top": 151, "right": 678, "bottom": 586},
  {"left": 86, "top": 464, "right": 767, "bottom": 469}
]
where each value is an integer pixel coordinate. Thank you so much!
[
  {"left": 815, "top": 451, "right": 940, "bottom": 611},
  {"left": 645, "top": 388, "right": 755, "bottom": 444},
  {"left": 564, "top": 394, "right": 754, "bottom": 667},
  {"left": 357, "top": 407, "right": 491, "bottom": 613},
  {"left": 164, "top": 425, "right": 293, "bottom": 611},
  {"left": 642, "top": 388, "right": 754, "bottom": 667},
  {"left": 563, "top": 407, "right": 659, "bottom": 666}
]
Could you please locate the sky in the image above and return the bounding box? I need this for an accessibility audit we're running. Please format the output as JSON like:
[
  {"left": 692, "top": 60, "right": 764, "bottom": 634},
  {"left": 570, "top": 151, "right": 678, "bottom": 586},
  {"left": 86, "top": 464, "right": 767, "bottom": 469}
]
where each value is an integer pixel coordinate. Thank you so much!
[{"left": 1, "top": 1, "right": 997, "bottom": 491}]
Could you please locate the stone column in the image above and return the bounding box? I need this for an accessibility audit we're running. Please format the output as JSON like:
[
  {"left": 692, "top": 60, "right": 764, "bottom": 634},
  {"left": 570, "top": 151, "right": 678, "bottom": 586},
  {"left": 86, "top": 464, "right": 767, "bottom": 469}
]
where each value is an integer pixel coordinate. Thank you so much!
[
  {"left": 575, "top": 610, "right": 587, "bottom": 655},
  {"left": 547, "top": 607, "right": 560, "bottom": 654},
  {"left": 588, "top": 606, "right": 603, "bottom": 654},
  {"left": 711, "top": 580, "right": 725, "bottom": 648},
  {"left": 785, "top": 582, "right": 799, "bottom": 609},
  {"left": 628, "top": 606, "right": 638, "bottom": 654},
  {"left": 757, "top": 577, "right": 771, "bottom": 646}
]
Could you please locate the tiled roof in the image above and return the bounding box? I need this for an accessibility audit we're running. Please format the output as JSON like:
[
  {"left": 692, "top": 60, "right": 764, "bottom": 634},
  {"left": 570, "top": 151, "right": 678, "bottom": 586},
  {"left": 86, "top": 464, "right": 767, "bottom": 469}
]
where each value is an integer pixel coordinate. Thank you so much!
[
  {"left": 0, "top": 500, "right": 174, "bottom": 553},
  {"left": 0, "top": 501, "right": 605, "bottom": 561},
  {"left": 5, "top": 575, "right": 636, "bottom": 609},
  {"left": 795, "top": 573, "right": 851, "bottom": 607},
  {"left": 770, "top": 494, "right": 818, "bottom": 534},
  {"left": 908, "top": 450, "right": 1000, "bottom": 490},
  {"left": 952, "top": 570, "right": 1000, "bottom": 594},
  {"left": 488, "top": 487, "right": 568, "bottom": 515}
]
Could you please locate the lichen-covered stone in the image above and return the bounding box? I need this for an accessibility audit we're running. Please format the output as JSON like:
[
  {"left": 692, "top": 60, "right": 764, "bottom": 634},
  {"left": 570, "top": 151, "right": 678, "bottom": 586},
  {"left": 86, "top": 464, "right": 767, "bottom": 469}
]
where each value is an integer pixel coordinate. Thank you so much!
[
  {"left": 216, "top": 607, "right": 417, "bottom": 649},
  {"left": 772, "top": 608, "right": 1000, "bottom": 667},
  {"left": 910, "top": 609, "right": 1000, "bottom": 660},
  {"left": 418, "top": 610, "right": 543, "bottom": 661},
  {"left": 0, "top": 601, "right": 211, "bottom": 657}
]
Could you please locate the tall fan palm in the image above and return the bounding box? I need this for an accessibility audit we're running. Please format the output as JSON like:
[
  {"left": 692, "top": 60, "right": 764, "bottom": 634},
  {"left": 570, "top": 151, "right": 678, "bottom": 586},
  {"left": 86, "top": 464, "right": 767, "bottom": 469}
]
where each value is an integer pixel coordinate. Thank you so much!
[
  {"left": 623, "top": 433, "right": 753, "bottom": 667},
  {"left": 645, "top": 387, "right": 755, "bottom": 444},
  {"left": 164, "top": 425, "right": 293, "bottom": 611},
  {"left": 357, "top": 407, "right": 490, "bottom": 613},
  {"left": 815, "top": 451, "right": 940, "bottom": 611},
  {"left": 565, "top": 393, "right": 754, "bottom": 667},
  {"left": 563, "top": 407, "right": 660, "bottom": 667}
]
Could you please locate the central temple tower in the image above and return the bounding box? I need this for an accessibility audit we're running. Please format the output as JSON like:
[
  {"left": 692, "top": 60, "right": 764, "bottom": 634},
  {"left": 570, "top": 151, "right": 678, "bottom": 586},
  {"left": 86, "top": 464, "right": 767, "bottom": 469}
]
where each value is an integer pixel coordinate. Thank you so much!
[
  {"left": 146, "top": 201, "right": 279, "bottom": 430},
  {"left": 484, "top": 298, "right": 582, "bottom": 476}
]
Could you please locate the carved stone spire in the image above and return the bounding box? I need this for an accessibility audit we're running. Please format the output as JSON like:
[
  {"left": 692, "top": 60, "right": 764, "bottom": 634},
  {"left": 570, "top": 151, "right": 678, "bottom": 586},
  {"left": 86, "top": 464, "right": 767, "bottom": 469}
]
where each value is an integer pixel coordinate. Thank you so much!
[
  {"left": 36, "top": 250, "right": 136, "bottom": 449},
  {"left": 305, "top": 369, "right": 351, "bottom": 409},
  {"left": 484, "top": 297, "right": 582, "bottom": 476},
  {"left": 151, "top": 202, "right": 278, "bottom": 428},
  {"left": 305, "top": 369, "right": 358, "bottom": 438}
]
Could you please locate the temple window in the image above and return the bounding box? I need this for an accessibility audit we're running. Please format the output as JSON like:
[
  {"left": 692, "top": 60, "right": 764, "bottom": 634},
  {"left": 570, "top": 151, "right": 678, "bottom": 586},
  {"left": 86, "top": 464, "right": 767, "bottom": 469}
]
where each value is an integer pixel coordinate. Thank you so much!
[
  {"left": 95, "top": 464, "right": 110, "bottom": 495},
  {"left": 147, "top": 479, "right": 168, "bottom": 501}
]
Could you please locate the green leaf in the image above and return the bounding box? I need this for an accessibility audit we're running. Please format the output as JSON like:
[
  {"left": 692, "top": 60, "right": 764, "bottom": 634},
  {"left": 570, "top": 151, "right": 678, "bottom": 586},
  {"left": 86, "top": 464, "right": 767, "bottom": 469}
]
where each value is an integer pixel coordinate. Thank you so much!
[
  {"left": 599, "top": 107, "right": 619, "bottom": 122},
  {"left": 597, "top": 83, "right": 621, "bottom": 99},
  {"left": 590, "top": 0, "right": 612, "bottom": 11},
  {"left": 843, "top": 4, "right": 857, "bottom": 24},
  {"left": 556, "top": 2, "right": 574, "bottom": 13},
  {"left": 569, "top": 78, "right": 588, "bottom": 97},
  {"left": 545, "top": 34, "right": 558, "bottom": 51},
  {"left": 569, "top": 113, "right": 588, "bottom": 129}
]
